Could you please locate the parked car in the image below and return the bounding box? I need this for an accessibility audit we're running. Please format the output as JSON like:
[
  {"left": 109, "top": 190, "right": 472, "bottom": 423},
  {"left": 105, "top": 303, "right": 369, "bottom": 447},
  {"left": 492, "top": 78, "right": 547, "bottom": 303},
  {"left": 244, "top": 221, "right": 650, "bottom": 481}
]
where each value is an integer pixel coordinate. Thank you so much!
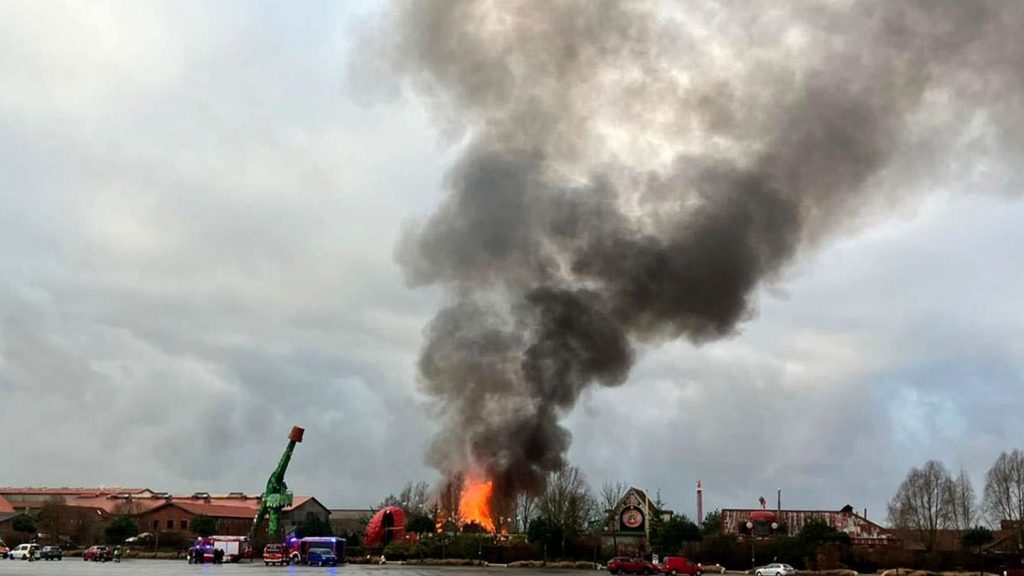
[
  {"left": 9, "top": 543, "right": 41, "bottom": 560},
  {"left": 755, "top": 563, "right": 797, "bottom": 576},
  {"left": 306, "top": 547, "right": 338, "bottom": 567},
  {"left": 263, "top": 544, "right": 286, "bottom": 566},
  {"left": 609, "top": 556, "right": 658, "bottom": 575},
  {"left": 40, "top": 546, "right": 63, "bottom": 560},
  {"left": 658, "top": 556, "right": 702, "bottom": 575},
  {"left": 83, "top": 545, "right": 114, "bottom": 562}
]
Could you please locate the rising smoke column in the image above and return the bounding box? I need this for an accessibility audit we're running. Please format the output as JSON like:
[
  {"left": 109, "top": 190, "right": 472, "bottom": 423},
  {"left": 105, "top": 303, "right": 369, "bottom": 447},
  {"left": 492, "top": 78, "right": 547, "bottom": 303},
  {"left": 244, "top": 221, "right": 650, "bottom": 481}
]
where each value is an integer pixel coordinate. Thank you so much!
[{"left": 376, "top": 0, "right": 1024, "bottom": 502}]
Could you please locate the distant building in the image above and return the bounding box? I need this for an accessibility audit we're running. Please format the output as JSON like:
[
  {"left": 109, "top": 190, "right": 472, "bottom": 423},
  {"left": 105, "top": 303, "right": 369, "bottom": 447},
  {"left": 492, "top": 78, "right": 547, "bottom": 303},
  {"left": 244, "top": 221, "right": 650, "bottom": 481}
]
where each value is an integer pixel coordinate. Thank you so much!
[
  {"left": 0, "top": 493, "right": 17, "bottom": 536},
  {"left": 329, "top": 508, "right": 371, "bottom": 538},
  {"left": 0, "top": 487, "right": 329, "bottom": 542},
  {"left": 0, "top": 487, "right": 151, "bottom": 512},
  {"left": 721, "top": 504, "right": 895, "bottom": 546}
]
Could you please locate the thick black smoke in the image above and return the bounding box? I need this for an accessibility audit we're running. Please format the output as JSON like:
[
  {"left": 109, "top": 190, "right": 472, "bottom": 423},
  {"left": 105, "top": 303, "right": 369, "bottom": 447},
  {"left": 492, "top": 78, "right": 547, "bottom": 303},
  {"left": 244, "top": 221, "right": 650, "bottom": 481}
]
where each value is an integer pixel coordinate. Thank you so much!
[{"left": 374, "top": 0, "right": 1024, "bottom": 503}]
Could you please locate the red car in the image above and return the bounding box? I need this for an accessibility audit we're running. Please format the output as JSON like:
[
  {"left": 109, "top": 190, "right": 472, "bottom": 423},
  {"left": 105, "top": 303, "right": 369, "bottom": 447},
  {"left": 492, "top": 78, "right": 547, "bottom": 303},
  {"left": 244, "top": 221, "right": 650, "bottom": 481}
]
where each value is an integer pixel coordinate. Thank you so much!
[
  {"left": 609, "top": 556, "right": 659, "bottom": 575},
  {"left": 83, "top": 546, "right": 114, "bottom": 562},
  {"left": 658, "top": 556, "right": 702, "bottom": 576}
]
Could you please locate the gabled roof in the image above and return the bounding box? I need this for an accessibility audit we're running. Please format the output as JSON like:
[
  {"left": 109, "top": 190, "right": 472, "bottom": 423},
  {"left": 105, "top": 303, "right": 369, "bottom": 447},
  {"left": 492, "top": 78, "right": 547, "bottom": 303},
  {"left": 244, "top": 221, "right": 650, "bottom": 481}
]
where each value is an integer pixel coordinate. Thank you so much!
[
  {"left": 151, "top": 501, "right": 256, "bottom": 519},
  {"left": 613, "top": 487, "right": 657, "bottom": 512},
  {"left": 0, "top": 494, "right": 14, "bottom": 515},
  {"left": 290, "top": 496, "right": 330, "bottom": 515},
  {"left": 169, "top": 494, "right": 317, "bottom": 513}
]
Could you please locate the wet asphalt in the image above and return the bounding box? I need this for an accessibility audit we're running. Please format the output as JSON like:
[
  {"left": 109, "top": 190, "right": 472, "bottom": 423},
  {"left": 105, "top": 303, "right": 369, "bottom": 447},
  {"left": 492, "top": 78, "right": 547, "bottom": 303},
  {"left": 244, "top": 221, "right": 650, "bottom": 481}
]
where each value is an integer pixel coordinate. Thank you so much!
[{"left": 0, "top": 558, "right": 619, "bottom": 576}]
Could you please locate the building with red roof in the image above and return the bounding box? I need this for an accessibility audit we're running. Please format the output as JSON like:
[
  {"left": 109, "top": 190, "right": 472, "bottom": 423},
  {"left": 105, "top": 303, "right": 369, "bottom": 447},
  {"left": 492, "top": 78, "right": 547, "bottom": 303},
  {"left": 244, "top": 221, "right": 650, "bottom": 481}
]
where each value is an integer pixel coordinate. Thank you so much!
[
  {"left": 721, "top": 504, "right": 895, "bottom": 546},
  {"left": 0, "top": 494, "right": 15, "bottom": 516},
  {"left": 0, "top": 487, "right": 330, "bottom": 543}
]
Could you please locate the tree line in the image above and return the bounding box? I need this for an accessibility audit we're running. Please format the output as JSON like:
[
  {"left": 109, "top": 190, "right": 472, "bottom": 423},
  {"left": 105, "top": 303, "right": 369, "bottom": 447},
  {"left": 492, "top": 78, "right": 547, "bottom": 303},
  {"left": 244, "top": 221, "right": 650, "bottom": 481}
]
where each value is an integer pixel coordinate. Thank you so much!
[
  {"left": 377, "top": 465, "right": 710, "bottom": 560},
  {"left": 887, "top": 449, "right": 1024, "bottom": 551}
]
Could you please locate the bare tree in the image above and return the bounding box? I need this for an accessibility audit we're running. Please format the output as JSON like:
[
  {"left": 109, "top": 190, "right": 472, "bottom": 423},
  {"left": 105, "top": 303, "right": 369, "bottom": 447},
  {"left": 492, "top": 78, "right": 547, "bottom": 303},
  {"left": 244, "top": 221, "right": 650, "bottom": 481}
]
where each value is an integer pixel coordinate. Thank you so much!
[
  {"left": 887, "top": 459, "right": 953, "bottom": 551},
  {"left": 68, "top": 507, "right": 100, "bottom": 546},
  {"left": 384, "top": 481, "right": 431, "bottom": 513},
  {"left": 37, "top": 498, "right": 66, "bottom": 541},
  {"left": 438, "top": 471, "right": 465, "bottom": 531},
  {"left": 983, "top": 450, "right": 1024, "bottom": 538},
  {"left": 945, "top": 468, "right": 978, "bottom": 531},
  {"left": 538, "top": 464, "right": 598, "bottom": 557},
  {"left": 599, "top": 481, "right": 628, "bottom": 555},
  {"left": 600, "top": 481, "right": 628, "bottom": 520},
  {"left": 515, "top": 492, "right": 538, "bottom": 533}
]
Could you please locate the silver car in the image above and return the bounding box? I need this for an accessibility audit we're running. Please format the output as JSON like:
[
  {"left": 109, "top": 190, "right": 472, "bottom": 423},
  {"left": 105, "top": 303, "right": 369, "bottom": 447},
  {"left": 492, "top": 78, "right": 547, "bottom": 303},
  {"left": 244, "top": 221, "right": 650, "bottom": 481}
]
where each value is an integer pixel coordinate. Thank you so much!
[{"left": 755, "top": 563, "right": 797, "bottom": 576}]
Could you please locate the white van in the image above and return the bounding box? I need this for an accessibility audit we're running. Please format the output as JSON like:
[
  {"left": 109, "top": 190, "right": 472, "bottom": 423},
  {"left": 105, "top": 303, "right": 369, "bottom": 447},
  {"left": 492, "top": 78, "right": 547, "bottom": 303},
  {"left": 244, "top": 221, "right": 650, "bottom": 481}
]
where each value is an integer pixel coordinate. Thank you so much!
[{"left": 10, "top": 543, "right": 41, "bottom": 560}]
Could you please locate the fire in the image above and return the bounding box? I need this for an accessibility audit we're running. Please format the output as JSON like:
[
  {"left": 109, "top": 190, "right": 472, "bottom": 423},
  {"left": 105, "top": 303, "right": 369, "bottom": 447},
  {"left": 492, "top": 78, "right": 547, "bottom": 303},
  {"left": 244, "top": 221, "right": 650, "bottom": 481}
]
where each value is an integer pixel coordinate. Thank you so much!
[{"left": 459, "top": 478, "right": 495, "bottom": 532}]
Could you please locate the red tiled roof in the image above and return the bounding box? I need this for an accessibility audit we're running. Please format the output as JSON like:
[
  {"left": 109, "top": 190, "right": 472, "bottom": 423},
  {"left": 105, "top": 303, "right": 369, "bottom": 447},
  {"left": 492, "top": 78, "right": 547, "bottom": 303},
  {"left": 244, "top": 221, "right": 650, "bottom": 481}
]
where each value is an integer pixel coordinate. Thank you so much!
[
  {"left": 0, "top": 487, "right": 148, "bottom": 496},
  {"left": 63, "top": 495, "right": 166, "bottom": 515},
  {"left": 0, "top": 488, "right": 316, "bottom": 517},
  {"left": 169, "top": 494, "right": 314, "bottom": 513},
  {"left": 171, "top": 502, "right": 258, "bottom": 519}
]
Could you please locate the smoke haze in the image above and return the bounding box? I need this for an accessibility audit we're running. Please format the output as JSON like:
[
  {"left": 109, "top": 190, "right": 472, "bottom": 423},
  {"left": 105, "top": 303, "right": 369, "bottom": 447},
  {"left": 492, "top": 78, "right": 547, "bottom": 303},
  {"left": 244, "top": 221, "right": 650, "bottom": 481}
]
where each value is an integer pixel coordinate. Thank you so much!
[{"left": 374, "top": 1, "right": 1024, "bottom": 501}]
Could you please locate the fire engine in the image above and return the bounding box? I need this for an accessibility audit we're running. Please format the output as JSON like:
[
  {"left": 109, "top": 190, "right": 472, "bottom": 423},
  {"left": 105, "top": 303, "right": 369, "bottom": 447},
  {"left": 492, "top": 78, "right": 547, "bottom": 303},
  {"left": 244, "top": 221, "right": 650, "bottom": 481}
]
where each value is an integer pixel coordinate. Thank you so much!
[
  {"left": 284, "top": 536, "right": 345, "bottom": 565},
  {"left": 194, "top": 535, "right": 253, "bottom": 563}
]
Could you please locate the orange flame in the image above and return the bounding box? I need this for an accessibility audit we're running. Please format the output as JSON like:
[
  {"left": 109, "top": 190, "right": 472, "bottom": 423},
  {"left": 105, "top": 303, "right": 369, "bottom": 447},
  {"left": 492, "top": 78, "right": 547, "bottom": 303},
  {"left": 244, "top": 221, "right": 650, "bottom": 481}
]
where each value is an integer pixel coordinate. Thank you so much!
[{"left": 459, "top": 478, "right": 495, "bottom": 532}]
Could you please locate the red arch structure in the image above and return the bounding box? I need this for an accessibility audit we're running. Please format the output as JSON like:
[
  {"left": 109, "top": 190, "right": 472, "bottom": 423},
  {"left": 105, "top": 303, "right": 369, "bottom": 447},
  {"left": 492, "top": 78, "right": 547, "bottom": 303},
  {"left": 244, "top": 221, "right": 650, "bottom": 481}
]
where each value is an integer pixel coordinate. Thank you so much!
[
  {"left": 364, "top": 506, "right": 406, "bottom": 547},
  {"left": 749, "top": 510, "right": 777, "bottom": 523}
]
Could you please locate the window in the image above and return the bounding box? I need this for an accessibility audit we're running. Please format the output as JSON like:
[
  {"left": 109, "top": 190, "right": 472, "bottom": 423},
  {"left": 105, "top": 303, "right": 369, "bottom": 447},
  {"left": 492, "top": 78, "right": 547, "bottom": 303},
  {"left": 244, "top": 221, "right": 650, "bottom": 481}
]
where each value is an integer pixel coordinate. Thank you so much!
[
  {"left": 181, "top": 520, "right": 188, "bottom": 530},
  {"left": 152, "top": 520, "right": 159, "bottom": 530},
  {"left": 167, "top": 519, "right": 174, "bottom": 530}
]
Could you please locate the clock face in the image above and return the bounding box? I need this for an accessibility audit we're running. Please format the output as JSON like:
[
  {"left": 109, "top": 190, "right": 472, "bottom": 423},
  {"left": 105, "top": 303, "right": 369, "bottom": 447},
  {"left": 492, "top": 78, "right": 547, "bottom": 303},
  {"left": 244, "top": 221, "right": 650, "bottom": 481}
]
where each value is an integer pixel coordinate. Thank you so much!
[{"left": 621, "top": 509, "right": 644, "bottom": 529}]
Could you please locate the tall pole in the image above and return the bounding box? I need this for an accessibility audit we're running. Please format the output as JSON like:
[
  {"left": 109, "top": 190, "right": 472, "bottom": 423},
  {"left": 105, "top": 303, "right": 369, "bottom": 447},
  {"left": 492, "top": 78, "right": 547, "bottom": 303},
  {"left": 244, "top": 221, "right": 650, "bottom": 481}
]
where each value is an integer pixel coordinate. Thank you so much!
[
  {"left": 697, "top": 481, "right": 704, "bottom": 529},
  {"left": 645, "top": 490, "right": 650, "bottom": 557},
  {"left": 777, "top": 489, "right": 781, "bottom": 536}
]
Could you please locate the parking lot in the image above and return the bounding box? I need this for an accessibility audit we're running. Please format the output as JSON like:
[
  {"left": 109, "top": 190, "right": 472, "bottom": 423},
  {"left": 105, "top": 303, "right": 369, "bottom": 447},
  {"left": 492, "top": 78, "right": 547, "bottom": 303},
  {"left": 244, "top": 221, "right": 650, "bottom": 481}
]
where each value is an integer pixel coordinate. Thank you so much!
[{"left": 0, "top": 559, "right": 614, "bottom": 576}]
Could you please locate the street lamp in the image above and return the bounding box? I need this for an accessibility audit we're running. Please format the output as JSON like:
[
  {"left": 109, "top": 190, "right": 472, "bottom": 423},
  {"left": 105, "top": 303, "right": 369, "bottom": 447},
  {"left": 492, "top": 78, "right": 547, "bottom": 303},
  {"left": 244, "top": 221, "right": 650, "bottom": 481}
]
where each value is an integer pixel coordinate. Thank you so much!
[{"left": 746, "top": 522, "right": 755, "bottom": 569}]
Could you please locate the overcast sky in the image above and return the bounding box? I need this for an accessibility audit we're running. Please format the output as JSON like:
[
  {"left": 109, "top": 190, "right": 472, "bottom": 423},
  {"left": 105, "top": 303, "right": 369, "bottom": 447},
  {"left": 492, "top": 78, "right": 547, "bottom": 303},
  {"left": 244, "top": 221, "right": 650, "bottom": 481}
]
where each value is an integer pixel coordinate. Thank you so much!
[{"left": 1, "top": 0, "right": 1022, "bottom": 525}]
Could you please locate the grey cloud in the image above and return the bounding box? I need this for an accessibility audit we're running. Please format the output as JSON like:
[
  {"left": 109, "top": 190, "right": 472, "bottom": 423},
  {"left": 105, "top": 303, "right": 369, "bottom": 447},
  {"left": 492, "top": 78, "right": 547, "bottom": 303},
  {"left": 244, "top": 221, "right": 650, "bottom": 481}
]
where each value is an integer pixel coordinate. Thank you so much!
[
  {"left": 0, "top": 1, "right": 445, "bottom": 504},
  {"left": 377, "top": 0, "right": 1024, "bottom": 505},
  {"left": 3, "top": 0, "right": 1024, "bottom": 520}
]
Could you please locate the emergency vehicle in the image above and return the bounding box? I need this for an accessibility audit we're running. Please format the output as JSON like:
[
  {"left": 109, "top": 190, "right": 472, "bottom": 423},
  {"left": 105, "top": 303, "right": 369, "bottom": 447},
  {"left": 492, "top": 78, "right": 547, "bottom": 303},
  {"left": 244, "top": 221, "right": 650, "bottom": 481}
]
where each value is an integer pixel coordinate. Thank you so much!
[{"left": 284, "top": 536, "right": 345, "bottom": 565}]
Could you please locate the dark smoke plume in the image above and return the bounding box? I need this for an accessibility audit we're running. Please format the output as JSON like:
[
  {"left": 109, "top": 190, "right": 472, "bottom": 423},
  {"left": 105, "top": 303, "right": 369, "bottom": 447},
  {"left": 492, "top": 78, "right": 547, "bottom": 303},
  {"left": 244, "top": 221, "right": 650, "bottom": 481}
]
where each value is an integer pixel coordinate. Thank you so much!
[{"left": 374, "top": 0, "right": 1024, "bottom": 502}]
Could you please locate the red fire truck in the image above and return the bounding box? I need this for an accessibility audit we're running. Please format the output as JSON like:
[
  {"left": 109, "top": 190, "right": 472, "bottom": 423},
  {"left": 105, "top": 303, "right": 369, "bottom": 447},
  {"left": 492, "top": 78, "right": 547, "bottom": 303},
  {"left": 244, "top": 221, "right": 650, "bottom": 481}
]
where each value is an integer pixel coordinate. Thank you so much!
[
  {"left": 284, "top": 536, "right": 345, "bottom": 565},
  {"left": 193, "top": 535, "right": 253, "bottom": 563}
]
